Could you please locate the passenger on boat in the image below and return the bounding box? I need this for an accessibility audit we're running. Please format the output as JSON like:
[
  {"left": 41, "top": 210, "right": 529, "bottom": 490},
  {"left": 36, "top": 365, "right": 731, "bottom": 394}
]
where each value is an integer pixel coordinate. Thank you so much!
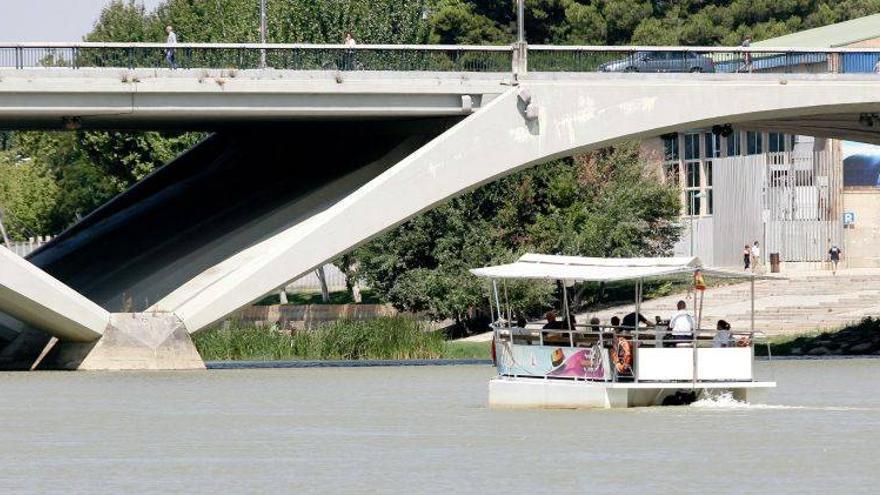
[
  {"left": 713, "top": 319, "right": 732, "bottom": 347},
  {"left": 588, "top": 317, "right": 601, "bottom": 331},
  {"left": 611, "top": 328, "right": 634, "bottom": 376},
  {"left": 543, "top": 310, "right": 565, "bottom": 330},
  {"left": 622, "top": 312, "right": 653, "bottom": 329},
  {"left": 669, "top": 300, "right": 695, "bottom": 344},
  {"left": 609, "top": 316, "right": 621, "bottom": 329}
]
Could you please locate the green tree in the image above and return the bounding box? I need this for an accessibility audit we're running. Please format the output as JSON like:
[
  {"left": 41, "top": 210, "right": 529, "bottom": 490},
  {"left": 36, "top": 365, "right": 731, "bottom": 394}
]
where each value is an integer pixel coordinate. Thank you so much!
[
  {"left": 349, "top": 143, "right": 680, "bottom": 326},
  {"left": 0, "top": 154, "right": 60, "bottom": 241},
  {"left": 77, "top": 131, "right": 202, "bottom": 190}
]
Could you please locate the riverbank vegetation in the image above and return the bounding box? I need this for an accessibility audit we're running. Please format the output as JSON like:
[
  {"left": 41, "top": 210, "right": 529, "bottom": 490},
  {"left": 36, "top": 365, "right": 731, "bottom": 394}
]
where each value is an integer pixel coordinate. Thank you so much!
[
  {"left": 193, "top": 316, "right": 488, "bottom": 362},
  {"left": 759, "top": 318, "right": 880, "bottom": 357}
]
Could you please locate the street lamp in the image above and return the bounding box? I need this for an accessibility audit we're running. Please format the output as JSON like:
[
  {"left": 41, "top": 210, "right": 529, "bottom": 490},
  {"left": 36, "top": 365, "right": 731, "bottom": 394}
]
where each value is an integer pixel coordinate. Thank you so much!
[
  {"left": 516, "top": 0, "right": 525, "bottom": 44},
  {"left": 689, "top": 192, "right": 706, "bottom": 257},
  {"left": 259, "top": 0, "right": 267, "bottom": 68}
]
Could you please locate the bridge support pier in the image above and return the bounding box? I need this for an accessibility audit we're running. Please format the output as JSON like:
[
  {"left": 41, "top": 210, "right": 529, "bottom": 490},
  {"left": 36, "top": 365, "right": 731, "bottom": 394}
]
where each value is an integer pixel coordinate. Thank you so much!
[{"left": 45, "top": 313, "right": 204, "bottom": 371}]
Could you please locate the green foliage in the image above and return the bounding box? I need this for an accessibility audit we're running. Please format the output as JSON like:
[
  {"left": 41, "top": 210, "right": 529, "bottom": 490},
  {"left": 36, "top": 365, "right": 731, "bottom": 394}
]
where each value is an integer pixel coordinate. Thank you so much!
[
  {"left": 441, "top": 341, "right": 490, "bottom": 360},
  {"left": 254, "top": 289, "right": 382, "bottom": 306},
  {"left": 77, "top": 131, "right": 202, "bottom": 189},
  {"left": 88, "top": 0, "right": 431, "bottom": 44},
  {"left": 347, "top": 143, "right": 680, "bottom": 326},
  {"left": 86, "top": 0, "right": 160, "bottom": 42},
  {"left": 194, "top": 316, "right": 450, "bottom": 361},
  {"left": 431, "top": 0, "right": 880, "bottom": 46},
  {"left": 0, "top": 154, "right": 60, "bottom": 240}
]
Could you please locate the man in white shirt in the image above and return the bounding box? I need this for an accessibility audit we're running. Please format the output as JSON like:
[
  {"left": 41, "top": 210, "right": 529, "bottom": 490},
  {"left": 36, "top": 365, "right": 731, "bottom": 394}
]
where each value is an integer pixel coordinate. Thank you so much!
[
  {"left": 669, "top": 300, "right": 695, "bottom": 344},
  {"left": 750, "top": 241, "right": 761, "bottom": 273},
  {"left": 165, "top": 25, "right": 178, "bottom": 69}
]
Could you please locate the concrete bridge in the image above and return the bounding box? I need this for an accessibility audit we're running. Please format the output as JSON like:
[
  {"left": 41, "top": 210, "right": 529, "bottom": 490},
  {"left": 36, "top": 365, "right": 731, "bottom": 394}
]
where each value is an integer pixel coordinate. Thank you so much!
[{"left": 2, "top": 43, "right": 880, "bottom": 370}]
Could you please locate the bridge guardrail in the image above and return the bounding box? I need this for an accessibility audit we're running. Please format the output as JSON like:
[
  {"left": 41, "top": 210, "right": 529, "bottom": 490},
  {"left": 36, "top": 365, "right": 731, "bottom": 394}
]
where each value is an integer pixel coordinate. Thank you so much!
[
  {"left": 1, "top": 43, "right": 879, "bottom": 74},
  {"left": 0, "top": 43, "right": 514, "bottom": 72}
]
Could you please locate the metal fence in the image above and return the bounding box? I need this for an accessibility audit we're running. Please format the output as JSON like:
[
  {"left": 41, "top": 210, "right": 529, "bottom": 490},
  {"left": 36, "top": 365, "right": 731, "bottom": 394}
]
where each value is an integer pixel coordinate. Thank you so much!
[
  {"left": 2, "top": 43, "right": 880, "bottom": 74},
  {"left": 0, "top": 43, "right": 513, "bottom": 72},
  {"left": 3, "top": 236, "right": 53, "bottom": 257}
]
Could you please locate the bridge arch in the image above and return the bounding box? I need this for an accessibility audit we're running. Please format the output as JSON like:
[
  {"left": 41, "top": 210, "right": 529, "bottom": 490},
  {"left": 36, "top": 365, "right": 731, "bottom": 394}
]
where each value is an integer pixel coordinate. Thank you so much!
[{"left": 153, "top": 75, "right": 880, "bottom": 332}]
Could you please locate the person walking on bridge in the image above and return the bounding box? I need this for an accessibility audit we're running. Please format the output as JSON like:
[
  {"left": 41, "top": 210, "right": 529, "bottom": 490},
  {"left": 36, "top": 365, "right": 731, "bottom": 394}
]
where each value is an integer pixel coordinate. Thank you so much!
[
  {"left": 342, "top": 32, "right": 357, "bottom": 70},
  {"left": 165, "top": 25, "right": 178, "bottom": 69},
  {"left": 741, "top": 34, "right": 753, "bottom": 73}
]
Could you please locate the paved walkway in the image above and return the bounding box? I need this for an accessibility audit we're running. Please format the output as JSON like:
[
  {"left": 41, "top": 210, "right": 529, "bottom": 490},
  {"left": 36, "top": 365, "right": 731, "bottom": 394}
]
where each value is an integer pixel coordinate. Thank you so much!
[{"left": 461, "top": 268, "right": 880, "bottom": 341}]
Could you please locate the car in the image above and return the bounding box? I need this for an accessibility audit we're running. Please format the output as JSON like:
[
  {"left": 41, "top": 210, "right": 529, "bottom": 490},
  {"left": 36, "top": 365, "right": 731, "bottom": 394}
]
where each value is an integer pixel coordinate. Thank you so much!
[{"left": 598, "top": 51, "right": 715, "bottom": 73}]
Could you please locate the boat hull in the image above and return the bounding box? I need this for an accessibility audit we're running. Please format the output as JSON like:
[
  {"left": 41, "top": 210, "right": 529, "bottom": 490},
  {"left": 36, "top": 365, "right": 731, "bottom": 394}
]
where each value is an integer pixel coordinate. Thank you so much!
[{"left": 489, "top": 376, "right": 776, "bottom": 409}]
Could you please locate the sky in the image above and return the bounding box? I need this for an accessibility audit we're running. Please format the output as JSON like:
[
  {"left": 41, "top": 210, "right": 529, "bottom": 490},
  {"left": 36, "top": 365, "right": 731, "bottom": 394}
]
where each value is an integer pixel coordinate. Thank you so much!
[{"left": 0, "top": 0, "right": 165, "bottom": 41}]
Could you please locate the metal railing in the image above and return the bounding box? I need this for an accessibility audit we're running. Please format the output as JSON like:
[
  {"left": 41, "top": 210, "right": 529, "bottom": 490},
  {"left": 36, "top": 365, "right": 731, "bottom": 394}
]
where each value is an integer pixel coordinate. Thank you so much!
[
  {"left": 494, "top": 323, "right": 769, "bottom": 383},
  {"left": 1, "top": 42, "right": 880, "bottom": 74},
  {"left": 0, "top": 42, "right": 513, "bottom": 72},
  {"left": 2, "top": 236, "right": 54, "bottom": 257}
]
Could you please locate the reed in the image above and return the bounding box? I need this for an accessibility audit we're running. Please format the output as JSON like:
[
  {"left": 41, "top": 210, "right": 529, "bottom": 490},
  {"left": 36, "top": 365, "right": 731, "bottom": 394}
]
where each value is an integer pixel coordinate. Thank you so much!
[{"left": 194, "top": 316, "right": 462, "bottom": 361}]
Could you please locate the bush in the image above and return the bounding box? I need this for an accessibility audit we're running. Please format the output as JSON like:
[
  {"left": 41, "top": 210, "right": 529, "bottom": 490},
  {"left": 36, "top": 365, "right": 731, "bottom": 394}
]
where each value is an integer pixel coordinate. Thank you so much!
[{"left": 194, "top": 316, "right": 449, "bottom": 361}]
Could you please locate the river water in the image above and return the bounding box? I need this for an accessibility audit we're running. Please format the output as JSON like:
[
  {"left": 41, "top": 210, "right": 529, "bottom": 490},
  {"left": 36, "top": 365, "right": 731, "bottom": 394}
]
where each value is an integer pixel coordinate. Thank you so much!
[{"left": 1, "top": 359, "right": 878, "bottom": 494}]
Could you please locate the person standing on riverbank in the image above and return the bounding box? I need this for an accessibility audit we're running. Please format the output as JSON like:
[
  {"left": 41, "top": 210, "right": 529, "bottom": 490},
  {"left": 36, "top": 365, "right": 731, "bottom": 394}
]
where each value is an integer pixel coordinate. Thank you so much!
[
  {"left": 751, "top": 241, "right": 762, "bottom": 274},
  {"left": 829, "top": 245, "right": 843, "bottom": 275},
  {"left": 165, "top": 25, "right": 178, "bottom": 69}
]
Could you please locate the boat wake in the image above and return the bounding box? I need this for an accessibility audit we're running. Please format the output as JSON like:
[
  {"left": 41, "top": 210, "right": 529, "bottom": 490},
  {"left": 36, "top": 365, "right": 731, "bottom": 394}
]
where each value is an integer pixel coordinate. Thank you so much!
[{"left": 690, "top": 392, "right": 872, "bottom": 411}]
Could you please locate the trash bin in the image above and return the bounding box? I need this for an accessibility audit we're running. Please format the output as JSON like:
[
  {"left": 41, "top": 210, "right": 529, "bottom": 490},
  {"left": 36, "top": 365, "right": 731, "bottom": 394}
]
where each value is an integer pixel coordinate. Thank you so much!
[{"left": 770, "top": 252, "right": 781, "bottom": 273}]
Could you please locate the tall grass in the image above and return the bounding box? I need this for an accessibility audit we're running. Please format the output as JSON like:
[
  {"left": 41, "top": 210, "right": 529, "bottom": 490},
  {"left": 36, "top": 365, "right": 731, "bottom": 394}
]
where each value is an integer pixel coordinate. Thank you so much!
[{"left": 194, "top": 316, "right": 457, "bottom": 361}]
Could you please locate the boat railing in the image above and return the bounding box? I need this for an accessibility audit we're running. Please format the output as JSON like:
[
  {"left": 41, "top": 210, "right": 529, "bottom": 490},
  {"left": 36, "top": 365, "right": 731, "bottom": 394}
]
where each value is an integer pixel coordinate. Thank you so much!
[
  {"left": 492, "top": 323, "right": 770, "bottom": 383},
  {"left": 493, "top": 323, "right": 765, "bottom": 349}
]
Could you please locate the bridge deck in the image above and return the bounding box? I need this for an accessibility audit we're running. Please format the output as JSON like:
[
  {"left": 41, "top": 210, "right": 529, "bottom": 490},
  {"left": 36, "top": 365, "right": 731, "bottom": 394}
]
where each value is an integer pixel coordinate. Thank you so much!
[{"left": 1, "top": 69, "right": 879, "bottom": 129}]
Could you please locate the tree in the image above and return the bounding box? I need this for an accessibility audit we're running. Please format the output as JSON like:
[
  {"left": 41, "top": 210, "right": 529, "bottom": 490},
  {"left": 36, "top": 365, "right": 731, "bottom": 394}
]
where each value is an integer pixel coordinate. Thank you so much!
[
  {"left": 349, "top": 143, "right": 680, "bottom": 327},
  {"left": 0, "top": 154, "right": 60, "bottom": 241},
  {"left": 77, "top": 131, "right": 202, "bottom": 190}
]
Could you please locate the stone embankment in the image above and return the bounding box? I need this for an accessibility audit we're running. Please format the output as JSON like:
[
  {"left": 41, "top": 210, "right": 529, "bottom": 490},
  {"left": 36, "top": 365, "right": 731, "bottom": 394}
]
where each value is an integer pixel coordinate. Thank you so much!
[
  {"left": 770, "top": 317, "right": 880, "bottom": 357},
  {"left": 591, "top": 269, "right": 880, "bottom": 336}
]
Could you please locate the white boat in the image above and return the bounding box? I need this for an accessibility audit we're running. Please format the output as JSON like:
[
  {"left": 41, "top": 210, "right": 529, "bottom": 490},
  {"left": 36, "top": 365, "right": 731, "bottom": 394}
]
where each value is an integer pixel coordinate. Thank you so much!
[{"left": 470, "top": 254, "right": 777, "bottom": 409}]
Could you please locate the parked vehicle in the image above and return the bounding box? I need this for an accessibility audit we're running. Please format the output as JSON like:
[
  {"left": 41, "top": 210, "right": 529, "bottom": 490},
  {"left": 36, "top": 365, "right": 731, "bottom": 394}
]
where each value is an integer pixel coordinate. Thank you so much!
[{"left": 598, "top": 51, "right": 715, "bottom": 73}]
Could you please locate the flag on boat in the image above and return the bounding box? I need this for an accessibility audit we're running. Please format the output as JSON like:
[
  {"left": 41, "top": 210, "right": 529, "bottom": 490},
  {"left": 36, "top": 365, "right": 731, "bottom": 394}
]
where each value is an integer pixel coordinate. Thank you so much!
[{"left": 694, "top": 270, "right": 707, "bottom": 291}]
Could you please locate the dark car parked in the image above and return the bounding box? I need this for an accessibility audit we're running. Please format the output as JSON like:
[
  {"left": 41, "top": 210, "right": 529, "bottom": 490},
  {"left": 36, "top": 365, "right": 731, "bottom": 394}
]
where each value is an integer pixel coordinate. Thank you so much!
[{"left": 598, "top": 51, "right": 715, "bottom": 73}]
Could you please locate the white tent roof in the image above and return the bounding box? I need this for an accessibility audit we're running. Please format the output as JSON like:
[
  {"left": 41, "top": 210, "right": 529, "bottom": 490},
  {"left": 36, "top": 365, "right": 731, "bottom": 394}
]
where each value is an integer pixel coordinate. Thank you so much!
[{"left": 469, "top": 253, "right": 757, "bottom": 282}]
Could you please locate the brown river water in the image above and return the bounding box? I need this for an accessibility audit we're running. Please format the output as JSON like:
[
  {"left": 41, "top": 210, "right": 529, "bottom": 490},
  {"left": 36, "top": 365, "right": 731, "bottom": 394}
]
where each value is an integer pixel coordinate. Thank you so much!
[{"left": 0, "top": 359, "right": 878, "bottom": 494}]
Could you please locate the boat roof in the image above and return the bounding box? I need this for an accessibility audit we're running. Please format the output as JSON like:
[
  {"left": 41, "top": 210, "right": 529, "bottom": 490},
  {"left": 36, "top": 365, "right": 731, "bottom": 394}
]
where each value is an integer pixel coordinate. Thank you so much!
[{"left": 469, "top": 253, "right": 762, "bottom": 282}]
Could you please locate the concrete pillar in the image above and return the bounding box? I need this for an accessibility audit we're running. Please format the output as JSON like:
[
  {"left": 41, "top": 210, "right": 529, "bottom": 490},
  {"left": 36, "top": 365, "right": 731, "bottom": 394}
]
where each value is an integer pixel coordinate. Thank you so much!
[{"left": 45, "top": 313, "right": 204, "bottom": 371}]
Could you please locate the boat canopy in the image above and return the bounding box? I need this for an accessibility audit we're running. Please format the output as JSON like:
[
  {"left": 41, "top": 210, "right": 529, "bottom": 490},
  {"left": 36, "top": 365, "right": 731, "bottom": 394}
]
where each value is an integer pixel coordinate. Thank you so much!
[{"left": 469, "top": 253, "right": 760, "bottom": 282}]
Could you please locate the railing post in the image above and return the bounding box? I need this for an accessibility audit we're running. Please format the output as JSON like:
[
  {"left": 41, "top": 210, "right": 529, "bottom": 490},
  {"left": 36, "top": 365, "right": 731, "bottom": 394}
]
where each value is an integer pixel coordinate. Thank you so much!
[
  {"left": 512, "top": 42, "right": 528, "bottom": 76},
  {"left": 827, "top": 51, "right": 841, "bottom": 74},
  {"left": 15, "top": 47, "right": 22, "bottom": 69}
]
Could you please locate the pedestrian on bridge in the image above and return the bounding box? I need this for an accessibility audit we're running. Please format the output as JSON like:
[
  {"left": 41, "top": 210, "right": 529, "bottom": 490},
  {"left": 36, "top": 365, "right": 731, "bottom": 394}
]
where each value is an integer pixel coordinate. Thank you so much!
[
  {"left": 165, "top": 25, "right": 178, "bottom": 69},
  {"left": 741, "top": 34, "right": 753, "bottom": 73},
  {"left": 342, "top": 32, "right": 358, "bottom": 70}
]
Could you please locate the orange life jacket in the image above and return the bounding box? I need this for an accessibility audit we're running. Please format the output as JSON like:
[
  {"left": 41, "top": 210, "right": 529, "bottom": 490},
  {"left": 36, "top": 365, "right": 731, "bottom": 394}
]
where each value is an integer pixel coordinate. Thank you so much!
[{"left": 611, "top": 337, "right": 633, "bottom": 373}]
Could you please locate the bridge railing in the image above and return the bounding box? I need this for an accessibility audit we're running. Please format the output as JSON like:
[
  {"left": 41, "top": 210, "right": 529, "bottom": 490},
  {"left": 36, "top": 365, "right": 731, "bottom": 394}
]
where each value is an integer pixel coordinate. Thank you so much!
[
  {"left": 528, "top": 45, "right": 880, "bottom": 73},
  {"left": 0, "top": 43, "right": 514, "bottom": 72},
  {"left": 1, "top": 43, "right": 879, "bottom": 74}
]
